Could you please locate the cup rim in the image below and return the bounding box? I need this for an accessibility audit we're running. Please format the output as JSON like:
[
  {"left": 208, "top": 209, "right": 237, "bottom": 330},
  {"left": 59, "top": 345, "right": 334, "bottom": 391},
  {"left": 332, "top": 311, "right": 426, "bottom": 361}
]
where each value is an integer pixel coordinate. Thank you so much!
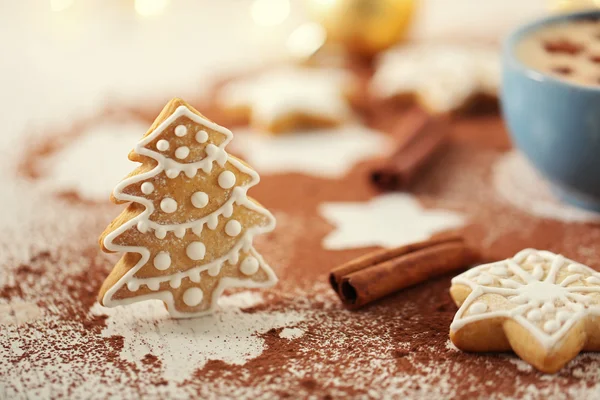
[{"left": 503, "top": 9, "right": 600, "bottom": 92}]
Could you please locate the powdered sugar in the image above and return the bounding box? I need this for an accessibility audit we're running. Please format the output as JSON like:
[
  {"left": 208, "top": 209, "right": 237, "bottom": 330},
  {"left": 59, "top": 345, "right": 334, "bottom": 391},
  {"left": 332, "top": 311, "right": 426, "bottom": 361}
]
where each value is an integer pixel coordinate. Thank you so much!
[
  {"left": 493, "top": 151, "right": 600, "bottom": 223},
  {"left": 41, "top": 120, "right": 146, "bottom": 201},
  {"left": 92, "top": 292, "right": 306, "bottom": 383},
  {"left": 279, "top": 327, "right": 304, "bottom": 339},
  {"left": 230, "top": 125, "right": 391, "bottom": 179},
  {"left": 319, "top": 193, "right": 466, "bottom": 250}
]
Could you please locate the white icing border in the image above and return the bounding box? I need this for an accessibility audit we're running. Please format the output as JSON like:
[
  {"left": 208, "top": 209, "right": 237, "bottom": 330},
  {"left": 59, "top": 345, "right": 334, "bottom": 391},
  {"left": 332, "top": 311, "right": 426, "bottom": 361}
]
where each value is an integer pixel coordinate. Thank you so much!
[
  {"left": 451, "top": 249, "right": 600, "bottom": 350},
  {"left": 102, "top": 106, "right": 277, "bottom": 318}
]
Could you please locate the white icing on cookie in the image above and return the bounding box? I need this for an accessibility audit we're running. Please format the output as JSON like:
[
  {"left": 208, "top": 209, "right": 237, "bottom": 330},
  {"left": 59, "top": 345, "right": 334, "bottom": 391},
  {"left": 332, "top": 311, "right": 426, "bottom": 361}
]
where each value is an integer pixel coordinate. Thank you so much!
[
  {"left": 137, "top": 220, "right": 149, "bottom": 233},
  {"left": 469, "top": 302, "right": 487, "bottom": 315},
  {"left": 160, "top": 198, "right": 177, "bottom": 213},
  {"left": 240, "top": 257, "right": 259, "bottom": 276},
  {"left": 218, "top": 171, "right": 236, "bottom": 189},
  {"left": 101, "top": 105, "right": 278, "bottom": 318},
  {"left": 196, "top": 130, "right": 208, "bottom": 143},
  {"left": 141, "top": 182, "right": 154, "bottom": 195},
  {"left": 218, "top": 67, "right": 353, "bottom": 130},
  {"left": 153, "top": 252, "right": 171, "bottom": 271},
  {"left": 186, "top": 242, "right": 206, "bottom": 261},
  {"left": 157, "top": 139, "right": 169, "bottom": 151},
  {"left": 191, "top": 192, "right": 209, "bottom": 209},
  {"left": 166, "top": 169, "right": 179, "bottom": 179},
  {"left": 174, "top": 125, "right": 188, "bottom": 137},
  {"left": 174, "top": 227, "right": 186, "bottom": 238},
  {"left": 183, "top": 287, "right": 203, "bottom": 306},
  {"left": 225, "top": 220, "right": 242, "bottom": 237},
  {"left": 371, "top": 45, "right": 500, "bottom": 114},
  {"left": 451, "top": 249, "right": 600, "bottom": 350},
  {"left": 175, "top": 146, "right": 190, "bottom": 159}
]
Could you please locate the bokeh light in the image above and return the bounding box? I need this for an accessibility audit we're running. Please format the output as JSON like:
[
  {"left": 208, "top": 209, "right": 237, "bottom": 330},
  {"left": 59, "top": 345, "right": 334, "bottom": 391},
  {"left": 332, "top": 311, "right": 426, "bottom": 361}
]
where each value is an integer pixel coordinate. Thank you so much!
[{"left": 251, "top": 0, "right": 290, "bottom": 27}]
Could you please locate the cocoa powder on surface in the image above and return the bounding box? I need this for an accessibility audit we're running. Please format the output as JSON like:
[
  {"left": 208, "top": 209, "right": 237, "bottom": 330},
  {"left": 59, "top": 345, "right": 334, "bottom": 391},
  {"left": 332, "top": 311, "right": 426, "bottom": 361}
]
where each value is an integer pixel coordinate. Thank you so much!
[{"left": 3, "top": 73, "right": 600, "bottom": 398}]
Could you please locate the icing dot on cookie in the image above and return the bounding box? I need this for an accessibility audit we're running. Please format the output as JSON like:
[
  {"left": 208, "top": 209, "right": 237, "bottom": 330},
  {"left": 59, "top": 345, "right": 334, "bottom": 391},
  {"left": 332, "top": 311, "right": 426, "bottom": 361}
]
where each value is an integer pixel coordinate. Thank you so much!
[
  {"left": 225, "top": 220, "right": 242, "bottom": 237},
  {"left": 490, "top": 266, "right": 508, "bottom": 276},
  {"left": 175, "top": 125, "right": 188, "bottom": 137},
  {"left": 127, "top": 281, "right": 140, "bottom": 291},
  {"left": 174, "top": 227, "right": 186, "bottom": 238},
  {"left": 155, "top": 228, "right": 167, "bottom": 239},
  {"left": 191, "top": 192, "right": 209, "bottom": 208},
  {"left": 175, "top": 146, "right": 190, "bottom": 159},
  {"left": 218, "top": 171, "right": 236, "bottom": 189},
  {"left": 157, "top": 140, "right": 169, "bottom": 151},
  {"left": 166, "top": 169, "right": 179, "bottom": 179},
  {"left": 184, "top": 166, "right": 197, "bottom": 178},
  {"left": 208, "top": 265, "right": 220, "bottom": 276},
  {"left": 543, "top": 319, "right": 560, "bottom": 333},
  {"left": 170, "top": 276, "right": 181, "bottom": 289},
  {"left": 183, "top": 287, "right": 203, "bottom": 307},
  {"left": 477, "top": 275, "right": 493, "bottom": 285},
  {"left": 196, "top": 130, "right": 208, "bottom": 143},
  {"left": 526, "top": 309, "right": 542, "bottom": 321},
  {"left": 500, "top": 279, "right": 520, "bottom": 289},
  {"left": 205, "top": 143, "right": 218, "bottom": 156},
  {"left": 557, "top": 310, "right": 571, "bottom": 322},
  {"left": 568, "top": 263, "right": 585, "bottom": 273},
  {"left": 147, "top": 280, "right": 160, "bottom": 291},
  {"left": 466, "top": 269, "right": 479, "bottom": 278},
  {"left": 186, "top": 241, "right": 206, "bottom": 261},
  {"left": 137, "top": 220, "right": 149, "bottom": 233},
  {"left": 153, "top": 252, "right": 171, "bottom": 271},
  {"left": 189, "top": 270, "right": 201, "bottom": 283},
  {"left": 469, "top": 302, "right": 487, "bottom": 315},
  {"left": 141, "top": 182, "right": 154, "bottom": 195},
  {"left": 573, "top": 303, "right": 585, "bottom": 312},
  {"left": 586, "top": 276, "right": 600, "bottom": 285},
  {"left": 240, "top": 256, "right": 259, "bottom": 276},
  {"left": 207, "top": 215, "right": 219, "bottom": 230},
  {"left": 509, "top": 295, "right": 528, "bottom": 304},
  {"left": 160, "top": 198, "right": 178, "bottom": 213},
  {"left": 192, "top": 223, "right": 203, "bottom": 236},
  {"left": 541, "top": 302, "right": 555, "bottom": 314}
]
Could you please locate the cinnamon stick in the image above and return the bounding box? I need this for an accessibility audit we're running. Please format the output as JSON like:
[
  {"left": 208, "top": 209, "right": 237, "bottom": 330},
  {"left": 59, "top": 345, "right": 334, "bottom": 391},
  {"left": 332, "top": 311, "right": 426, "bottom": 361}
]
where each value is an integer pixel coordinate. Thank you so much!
[
  {"left": 329, "top": 236, "right": 478, "bottom": 309},
  {"left": 371, "top": 109, "right": 448, "bottom": 191}
]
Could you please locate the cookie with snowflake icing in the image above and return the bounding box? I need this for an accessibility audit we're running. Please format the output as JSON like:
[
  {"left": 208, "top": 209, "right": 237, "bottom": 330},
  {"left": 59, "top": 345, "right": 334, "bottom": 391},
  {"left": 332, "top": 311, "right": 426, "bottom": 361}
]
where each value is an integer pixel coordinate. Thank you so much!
[
  {"left": 217, "top": 67, "right": 355, "bottom": 134},
  {"left": 98, "top": 98, "right": 277, "bottom": 318},
  {"left": 450, "top": 249, "right": 600, "bottom": 373},
  {"left": 370, "top": 45, "right": 500, "bottom": 115}
]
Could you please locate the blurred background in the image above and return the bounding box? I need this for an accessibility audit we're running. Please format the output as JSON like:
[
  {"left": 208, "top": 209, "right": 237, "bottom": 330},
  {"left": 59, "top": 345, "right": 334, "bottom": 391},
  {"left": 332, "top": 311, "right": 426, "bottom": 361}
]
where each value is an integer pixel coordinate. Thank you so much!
[
  {"left": 2, "top": 0, "right": 600, "bottom": 205},
  {"left": 0, "top": 0, "right": 577, "bottom": 147}
]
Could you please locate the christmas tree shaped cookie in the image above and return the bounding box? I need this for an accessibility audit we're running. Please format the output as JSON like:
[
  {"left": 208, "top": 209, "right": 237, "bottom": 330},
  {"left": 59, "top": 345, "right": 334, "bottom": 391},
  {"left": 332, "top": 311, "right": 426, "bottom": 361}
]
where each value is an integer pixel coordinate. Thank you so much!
[{"left": 98, "top": 98, "right": 277, "bottom": 318}]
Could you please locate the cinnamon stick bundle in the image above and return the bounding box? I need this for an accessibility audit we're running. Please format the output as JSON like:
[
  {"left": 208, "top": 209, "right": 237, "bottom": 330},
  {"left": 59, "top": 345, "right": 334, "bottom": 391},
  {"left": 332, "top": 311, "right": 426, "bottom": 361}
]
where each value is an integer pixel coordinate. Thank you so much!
[
  {"left": 329, "top": 236, "right": 478, "bottom": 309},
  {"left": 371, "top": 109, "right": 448, "bottom": 191}
]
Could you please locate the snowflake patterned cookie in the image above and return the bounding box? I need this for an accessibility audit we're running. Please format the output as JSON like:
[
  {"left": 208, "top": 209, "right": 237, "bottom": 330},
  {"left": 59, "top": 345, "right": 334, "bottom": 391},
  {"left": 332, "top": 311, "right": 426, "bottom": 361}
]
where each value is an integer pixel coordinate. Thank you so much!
[
  {"left": 370, "top": 45, "right": 500, "bottom": 114},
  {"left": 98, "top": 98, "right": 277, "bottom": 318},
  {"left": 450, "top": 249, "right": 600, "bottom": 373},
  {"left": 218, "top": 67, "right": 354, "bottom": 134}
]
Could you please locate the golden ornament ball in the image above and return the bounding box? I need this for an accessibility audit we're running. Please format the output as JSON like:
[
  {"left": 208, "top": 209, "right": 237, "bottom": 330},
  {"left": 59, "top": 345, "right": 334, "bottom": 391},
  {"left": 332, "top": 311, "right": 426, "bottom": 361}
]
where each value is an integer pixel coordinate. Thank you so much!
[{"left": 306, "top": 0, "right": 415, "bottom": 56}]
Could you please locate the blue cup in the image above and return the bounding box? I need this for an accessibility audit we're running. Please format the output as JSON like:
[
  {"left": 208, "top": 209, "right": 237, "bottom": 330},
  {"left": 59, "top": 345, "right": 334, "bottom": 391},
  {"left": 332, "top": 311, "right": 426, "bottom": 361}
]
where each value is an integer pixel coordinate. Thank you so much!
[{"left": 501, "top": 10, "right": 600, "bottom": 211}]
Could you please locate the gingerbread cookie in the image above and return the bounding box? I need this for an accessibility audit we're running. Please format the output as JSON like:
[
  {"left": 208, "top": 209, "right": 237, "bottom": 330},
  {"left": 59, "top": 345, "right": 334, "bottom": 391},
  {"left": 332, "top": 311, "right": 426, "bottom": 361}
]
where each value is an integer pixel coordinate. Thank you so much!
[
  {"left": 98, "top": 98, "right": 277, "bottom": 318},
  {"left": 370, "top": 45, "right": 500, "bottom": 114},
  {"left": 450, "top": 249, "right": 600, "bottom": 373},
  {"left": 217, "top": 67, "right": 354, "bottom": 134}
]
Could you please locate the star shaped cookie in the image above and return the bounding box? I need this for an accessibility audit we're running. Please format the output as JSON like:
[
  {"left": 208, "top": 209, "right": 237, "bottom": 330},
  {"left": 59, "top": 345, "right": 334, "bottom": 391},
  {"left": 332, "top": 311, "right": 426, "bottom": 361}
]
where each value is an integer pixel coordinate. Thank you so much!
[
  {"left": 218, "top": 67, "right": 354, "bottom": 134},
  {"left": 450, "top": 249, "right": 600, "bottom": 373},
  {"left": 370, "top": 45, "right": 500, "bottom": 114}
]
